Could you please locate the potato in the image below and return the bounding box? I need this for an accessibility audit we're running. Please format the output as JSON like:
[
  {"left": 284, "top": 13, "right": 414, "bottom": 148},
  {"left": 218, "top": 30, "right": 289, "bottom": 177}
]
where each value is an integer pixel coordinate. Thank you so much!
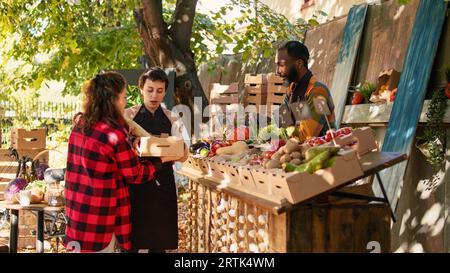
[
  {"left": 271, "top": 152, "right": 282, "bottom": 161},
  {"left": 300, "top": 143, "right": 312, "bottom": 157},
  {"left": 262, "top": 159, "right": 269, "bottom": 168},
  {"left": 290, "top": 158, "right": 302, "bottom": 165},
  {"left": 266, "top": 160, "right": 281, "bottom": 169},
  {"left": 284, "top": 141, "right": 300, "bottom": 154},
  {"left": 280, "top": 154, "right": 292, "bottom": 164},
  {"left": 290, "top": 151, "right": 302, "bottom": 159}
]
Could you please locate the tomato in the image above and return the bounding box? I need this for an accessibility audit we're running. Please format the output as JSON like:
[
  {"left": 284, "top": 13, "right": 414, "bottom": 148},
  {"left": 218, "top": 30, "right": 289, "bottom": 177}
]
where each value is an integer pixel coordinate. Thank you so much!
[
  {"left": 210, "top": 141, "right": 226, "bottom": 153},
  {"left": 445, "top": 84, "right": 450, "bottom": 99},
  {"left": 352, "top": 91, "right": 364, "bottom": 105},
  {"left": 390, "top": 88, "right": 397, "bottom": 102},
  {"left": 231, "top": 127, "right": 250, "bottom": 141}
]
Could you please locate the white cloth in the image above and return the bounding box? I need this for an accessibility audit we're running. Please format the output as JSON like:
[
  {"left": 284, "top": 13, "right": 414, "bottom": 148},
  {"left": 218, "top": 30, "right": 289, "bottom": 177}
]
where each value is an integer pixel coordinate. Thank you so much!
[{"left": 94, "top": 234, "right": 117, "bottom": 253}]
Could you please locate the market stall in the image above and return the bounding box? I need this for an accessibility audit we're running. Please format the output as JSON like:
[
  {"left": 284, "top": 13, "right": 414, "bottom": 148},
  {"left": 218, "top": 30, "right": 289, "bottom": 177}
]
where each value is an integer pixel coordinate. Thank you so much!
[{"left": 178, "top": 123, "right": 407, "bottom": 253}]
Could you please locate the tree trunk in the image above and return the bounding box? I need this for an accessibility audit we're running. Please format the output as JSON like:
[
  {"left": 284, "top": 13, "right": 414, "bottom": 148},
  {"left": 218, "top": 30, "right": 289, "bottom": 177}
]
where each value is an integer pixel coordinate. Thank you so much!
[{"left": 135, "top": 0, "right": 209, "bottom": 130}]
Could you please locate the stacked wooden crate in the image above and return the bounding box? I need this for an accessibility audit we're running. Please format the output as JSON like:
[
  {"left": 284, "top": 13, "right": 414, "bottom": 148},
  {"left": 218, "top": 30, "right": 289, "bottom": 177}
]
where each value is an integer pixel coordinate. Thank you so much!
[
  {"left": 243, "top": 74, "right": 267, "bottom": 111},
  {"left": 244, "top": 73, "right": 288, "bottom": 115},
  {"left": 266, "top": 73, "right": 288, "bottom": 112},
  {"left": 209, "top": 83, "right": 240, "bottom": 126}
]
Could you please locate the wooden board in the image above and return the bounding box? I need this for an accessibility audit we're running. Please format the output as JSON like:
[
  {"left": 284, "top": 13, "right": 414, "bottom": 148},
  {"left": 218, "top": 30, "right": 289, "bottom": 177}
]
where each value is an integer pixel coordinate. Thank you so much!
[
  {"left": 286, "top": 203, "right": 391, "bottom": 253},
  {"left": 330, "top": 4, "right": 368, "bottom": 127},
  {"left": 304, "top": 15, "right": 347, "bottom": 88},
  {"left": 354, "top": 0, "right": 420, "bottom": 85},
  {"left": 375, "top": 0, "right": 448, "bottom": 213}
]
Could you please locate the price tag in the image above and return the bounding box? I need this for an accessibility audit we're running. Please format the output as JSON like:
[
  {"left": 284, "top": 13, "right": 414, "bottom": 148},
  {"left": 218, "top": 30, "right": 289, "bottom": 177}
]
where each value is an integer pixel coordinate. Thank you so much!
[
  {"left": 277, "top": 104, "right": 294, "bottom": 128},
  {"left": 290, "top": 101, "right": 312, "bottom": 121},
  {"left": 313, "top": 96, "right": 331, "bottom": 115}
]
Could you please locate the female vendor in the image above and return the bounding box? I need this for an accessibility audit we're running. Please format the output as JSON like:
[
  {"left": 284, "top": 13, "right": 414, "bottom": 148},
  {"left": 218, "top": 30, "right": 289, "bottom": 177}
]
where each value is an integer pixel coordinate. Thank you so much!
[{"left": 125, "top": 68, "right": 188, "bottom": 252}]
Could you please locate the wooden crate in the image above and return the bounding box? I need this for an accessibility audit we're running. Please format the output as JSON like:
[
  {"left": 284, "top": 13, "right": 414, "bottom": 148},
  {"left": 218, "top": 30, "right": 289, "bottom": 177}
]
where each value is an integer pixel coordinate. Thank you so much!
[
  {"left": 244, "top": 74, "right": 267, "bottom": 85},
  {"left": 244, "top": 94, "right": 265, "bottom": 105},
  {"left": 209, "top": 83, "right": 239, "bottom": 105},
  {"left": 11, "top": 129, "right": 46, "bottom": 150},
  {"left": 210, "top": 96, "right": 239, "bottom": 104},
  {"left": 244, "top": 84, "right": 267, "bottom": 95},
  {"left": 182, "top": 176, "right": 391, "bottom": 253},
  {"left": 266, "top": 92, "right": 286, "bottom": 104},
  {"left": 267, "top": 73, "right": 288, "bottom": 94}
]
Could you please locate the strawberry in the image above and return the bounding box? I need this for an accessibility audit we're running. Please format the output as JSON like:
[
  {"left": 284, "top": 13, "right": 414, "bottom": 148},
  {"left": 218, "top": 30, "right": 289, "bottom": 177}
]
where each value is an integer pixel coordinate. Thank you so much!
[{"left": 338, "top": 127, "right": 352, "bottom": 135}]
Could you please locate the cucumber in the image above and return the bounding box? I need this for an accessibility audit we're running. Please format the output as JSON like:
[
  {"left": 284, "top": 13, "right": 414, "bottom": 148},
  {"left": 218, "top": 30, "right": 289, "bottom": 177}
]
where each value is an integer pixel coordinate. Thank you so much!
[
  {"left": 282, "top": 162, "right": 298, "bottom": 172},
  {"left": 295, "top": 162, "right": 313, "bottom": 174},
  {"left": 308, "top": 150, "right": 331, "bottom": 172},
  {"left": 305, "top": 146, "right": 340, "bottom": 162}
]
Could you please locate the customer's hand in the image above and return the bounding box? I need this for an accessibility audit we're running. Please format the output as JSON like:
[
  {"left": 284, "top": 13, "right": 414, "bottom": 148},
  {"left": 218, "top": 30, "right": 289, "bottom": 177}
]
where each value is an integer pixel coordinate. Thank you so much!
[{"left": 132, "top": 137, "right": 141, "bottom": 156}]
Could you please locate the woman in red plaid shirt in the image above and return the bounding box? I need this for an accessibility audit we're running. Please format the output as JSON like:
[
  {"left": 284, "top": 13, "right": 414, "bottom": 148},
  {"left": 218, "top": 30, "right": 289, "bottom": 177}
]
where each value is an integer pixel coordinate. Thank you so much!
[{"left": 64, "top": 71, "right": 162, "bottom": 253}]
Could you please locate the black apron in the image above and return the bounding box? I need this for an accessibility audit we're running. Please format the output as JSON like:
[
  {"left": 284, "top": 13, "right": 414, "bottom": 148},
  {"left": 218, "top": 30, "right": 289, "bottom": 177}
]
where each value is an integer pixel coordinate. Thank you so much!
[{"left": 129, "top": 105, "right": 178, "bottom": 250}]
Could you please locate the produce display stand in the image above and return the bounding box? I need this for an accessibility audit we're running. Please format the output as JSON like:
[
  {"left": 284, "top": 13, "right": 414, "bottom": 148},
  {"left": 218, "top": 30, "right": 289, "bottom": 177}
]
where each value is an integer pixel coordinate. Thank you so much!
[
  {"left": 178, "top": 150, "right": 407, "bottom": 253},
  {"left": 1, "top": 201, "right": 64, "bottom": 253}
]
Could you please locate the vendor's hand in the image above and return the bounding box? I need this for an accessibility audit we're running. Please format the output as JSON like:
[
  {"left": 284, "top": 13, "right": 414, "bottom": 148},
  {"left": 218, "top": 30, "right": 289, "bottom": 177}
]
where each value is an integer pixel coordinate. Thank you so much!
[
  {"left": 179, "top": 143, "right": 189, "bottom": 163},
  {"left": 160, "top": 156, "right": 180, "bottom": 163}
]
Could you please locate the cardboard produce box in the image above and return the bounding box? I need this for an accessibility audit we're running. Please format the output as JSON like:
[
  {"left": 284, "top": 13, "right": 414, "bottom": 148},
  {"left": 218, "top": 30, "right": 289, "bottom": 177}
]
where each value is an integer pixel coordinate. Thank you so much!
[
  {"left": 205, "top": 158, "right": 225, "bottom": 181},
  {"left": 326, "top": 127, "right": 378, "bottom": 156},
  {"left": 269, "top": 149, "right": 364, "bottom": 204},
  {"left": 183, "top": 156, "right": 208, "bottom": 174},
  {"left": 223, "top": 163, "right": 241, "bottom": 186},
  {"left": 139, "top": 135, "right": 185, "bottom": 157},
  {"left": 377, "top": 69, "right": 400, "bottom": 92},
  {"left": 237, "top": 165, "right": 256, "bottom": 190},
  {"left": 11, "top": 128, "right": 46, "bottom": 150}
]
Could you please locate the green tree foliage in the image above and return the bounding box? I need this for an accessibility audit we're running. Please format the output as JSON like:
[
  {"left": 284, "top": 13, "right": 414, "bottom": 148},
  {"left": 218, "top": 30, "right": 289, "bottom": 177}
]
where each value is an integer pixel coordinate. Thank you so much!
[{"left": 0, "top": 0, "right": 321, "bottom": 97}]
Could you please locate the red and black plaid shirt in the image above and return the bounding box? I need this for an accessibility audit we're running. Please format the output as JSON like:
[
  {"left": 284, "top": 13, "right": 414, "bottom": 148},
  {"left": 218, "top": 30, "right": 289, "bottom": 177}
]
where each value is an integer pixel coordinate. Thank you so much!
[{"left": 64, "top": 120, "right": 156, "bottom": 252}]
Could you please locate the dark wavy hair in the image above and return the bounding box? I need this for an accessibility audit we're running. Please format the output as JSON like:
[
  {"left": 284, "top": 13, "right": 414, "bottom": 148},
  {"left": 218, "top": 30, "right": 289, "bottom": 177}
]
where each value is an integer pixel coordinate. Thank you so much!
[
  {"left": 73, "top": 71, "right": 127, "bottom": 133},
  {"left": 138, "top": 67, "right": 169, "bottom": 90}
]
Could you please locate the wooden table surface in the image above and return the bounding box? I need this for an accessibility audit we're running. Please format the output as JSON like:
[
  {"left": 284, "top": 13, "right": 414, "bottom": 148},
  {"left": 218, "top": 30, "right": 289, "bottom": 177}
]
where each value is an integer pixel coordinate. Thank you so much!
[
  {"left": 1, "top": 200, "right": 64, "bottom": 212},
  {"left": 178, "top": 151, "right": 408, "bottom": 215}
]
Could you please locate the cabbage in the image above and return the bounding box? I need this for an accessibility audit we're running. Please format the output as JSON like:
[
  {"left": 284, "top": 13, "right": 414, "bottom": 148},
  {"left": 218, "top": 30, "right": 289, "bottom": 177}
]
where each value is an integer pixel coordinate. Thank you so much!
[
  {"left": 257, "top": 124, "right": 288, "bottom": 143},
  {"left": 4, "top": 178, "right": 29, "bottom": 203},
  {"left": 25, "top": 180, "right": 47, "bottom": 193}
]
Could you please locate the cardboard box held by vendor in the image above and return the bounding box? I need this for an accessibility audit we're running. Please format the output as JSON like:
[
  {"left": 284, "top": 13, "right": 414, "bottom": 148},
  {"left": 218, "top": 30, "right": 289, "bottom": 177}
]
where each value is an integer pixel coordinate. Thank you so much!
[{"left": 125, "top": 116, "right": 186, "bottom": 157}]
